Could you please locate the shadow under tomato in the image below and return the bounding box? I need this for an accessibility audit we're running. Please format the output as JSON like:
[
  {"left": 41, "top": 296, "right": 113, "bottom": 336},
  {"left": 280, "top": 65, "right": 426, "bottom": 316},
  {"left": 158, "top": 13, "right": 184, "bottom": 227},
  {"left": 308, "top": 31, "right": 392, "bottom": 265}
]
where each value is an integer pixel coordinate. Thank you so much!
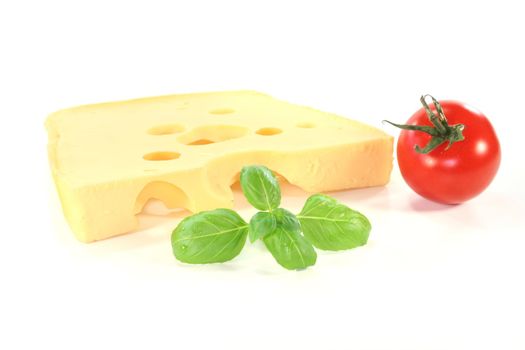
[{"left": 409, "top": 196, "right": 457, "bottom": 212}]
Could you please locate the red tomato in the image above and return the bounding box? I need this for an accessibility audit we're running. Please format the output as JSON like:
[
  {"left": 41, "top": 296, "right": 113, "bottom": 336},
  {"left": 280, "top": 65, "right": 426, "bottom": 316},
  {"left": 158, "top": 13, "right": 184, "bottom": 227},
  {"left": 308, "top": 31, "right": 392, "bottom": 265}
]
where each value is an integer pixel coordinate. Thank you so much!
[{"left": 391, "top": 96, "right": 501, "bottom": 204}]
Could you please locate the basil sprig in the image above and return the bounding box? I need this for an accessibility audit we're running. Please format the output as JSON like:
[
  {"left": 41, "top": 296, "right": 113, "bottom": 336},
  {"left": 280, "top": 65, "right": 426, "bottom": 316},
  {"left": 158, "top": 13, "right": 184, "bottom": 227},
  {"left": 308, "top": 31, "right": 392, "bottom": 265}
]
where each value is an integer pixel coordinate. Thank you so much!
[{"left": 171, "top": 165, "right": 371, "bottom": 270}]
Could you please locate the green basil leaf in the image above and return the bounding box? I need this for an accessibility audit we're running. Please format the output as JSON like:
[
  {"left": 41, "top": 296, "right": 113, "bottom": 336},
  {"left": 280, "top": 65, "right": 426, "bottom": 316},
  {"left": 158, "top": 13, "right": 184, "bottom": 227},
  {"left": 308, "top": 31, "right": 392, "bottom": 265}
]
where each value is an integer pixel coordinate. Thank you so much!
[
  {"left": 171, "top": 208, "right": 248, "bottom": 264},
  {"left": 249, "top": 211, "right": 277, "bottom": 243},
  {"left": 297, "top": 194, "right": 371, "bottom": 251},
  {"left": 263, "top": 208, "right": 317, "bottom": 270},
  {"left": 240, "top": 165, "right": 281, "bottom": 211}
]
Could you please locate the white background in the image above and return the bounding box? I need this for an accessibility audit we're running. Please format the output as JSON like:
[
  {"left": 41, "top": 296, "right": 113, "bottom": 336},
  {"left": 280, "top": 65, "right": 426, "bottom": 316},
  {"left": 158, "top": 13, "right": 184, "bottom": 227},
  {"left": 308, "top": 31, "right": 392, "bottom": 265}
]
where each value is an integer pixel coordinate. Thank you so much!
[{"left": 1, "top": 1, "right": 524, "bottom": 349}]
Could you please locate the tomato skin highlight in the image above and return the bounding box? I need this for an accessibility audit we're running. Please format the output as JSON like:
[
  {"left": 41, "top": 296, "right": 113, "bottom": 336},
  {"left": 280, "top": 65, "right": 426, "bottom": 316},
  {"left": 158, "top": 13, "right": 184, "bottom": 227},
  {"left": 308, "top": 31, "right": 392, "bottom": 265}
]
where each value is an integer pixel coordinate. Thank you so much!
[{"left": 397, "top": 101, "right": 501, "bottom": 204}]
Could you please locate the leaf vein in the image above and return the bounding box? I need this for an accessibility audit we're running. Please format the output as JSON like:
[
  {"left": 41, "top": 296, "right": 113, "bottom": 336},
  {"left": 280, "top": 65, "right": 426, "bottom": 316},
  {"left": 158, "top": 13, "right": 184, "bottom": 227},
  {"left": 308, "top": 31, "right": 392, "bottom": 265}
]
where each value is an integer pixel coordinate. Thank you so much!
[{"left": 173, "top": 225, "right": 248, "bottom": 244}]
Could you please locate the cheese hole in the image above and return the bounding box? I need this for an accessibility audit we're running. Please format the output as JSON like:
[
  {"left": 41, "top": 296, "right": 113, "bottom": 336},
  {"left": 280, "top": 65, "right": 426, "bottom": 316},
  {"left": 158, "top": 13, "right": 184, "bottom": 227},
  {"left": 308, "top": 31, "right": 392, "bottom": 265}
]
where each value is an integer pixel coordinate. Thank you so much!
[
  {"left": 134, "top": 181, "right": 191, "bottom": 218},
  {"left": 256, "top": 127, "right": 282, "bottom": 136},
  {"left": 143, "top": 151, "right": 181, "bottom": 161},
  {"left": 148, "top": 124, "right": 185, "bottom": 135},
  {"left": 178, "top": 125, "right": 248, "bottom": 146},
  {"left": 187, "top": 139, "right": 214, "bottom": 146},
  {"left": 209, "top": 108, "right": 235, "bottom": 115},
  {"left": 296, "top": 122, "right": 315, "bottom": 128}
]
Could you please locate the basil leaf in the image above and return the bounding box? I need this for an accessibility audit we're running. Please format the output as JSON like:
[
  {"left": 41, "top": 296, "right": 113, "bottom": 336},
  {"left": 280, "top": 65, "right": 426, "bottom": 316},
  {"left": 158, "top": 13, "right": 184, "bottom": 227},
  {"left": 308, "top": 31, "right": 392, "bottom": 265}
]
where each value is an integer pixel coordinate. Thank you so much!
[
  {"left": 240, "top": 165, "right": 281, "bottom": 211},
  {"left": 249, "top": 211, "right": 277, "bottom": 243},
  {"left": 297, "top": 194, "right": 371, "bottom": 251},
  {"left": 171, "top": 208, "right": 248, "bottom": 264},
  {"left": 263, "top": 208, "right": 317, "bottom": 270}
]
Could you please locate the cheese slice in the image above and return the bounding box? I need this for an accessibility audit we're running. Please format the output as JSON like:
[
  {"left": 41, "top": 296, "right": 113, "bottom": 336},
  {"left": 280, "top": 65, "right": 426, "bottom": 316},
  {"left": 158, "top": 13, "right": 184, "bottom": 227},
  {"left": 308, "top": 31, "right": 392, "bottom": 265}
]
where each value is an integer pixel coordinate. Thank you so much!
[{"left": 46, "top": 91, "right": 393, "bottom": 242}]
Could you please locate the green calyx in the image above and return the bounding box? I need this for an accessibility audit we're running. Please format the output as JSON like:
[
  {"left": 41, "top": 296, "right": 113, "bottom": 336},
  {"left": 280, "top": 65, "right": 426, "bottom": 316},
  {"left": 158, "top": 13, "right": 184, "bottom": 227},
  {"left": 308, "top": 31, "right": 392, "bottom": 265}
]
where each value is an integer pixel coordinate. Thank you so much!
[{"left": 384, "top": 95, "right": 465, "bottom": 154}]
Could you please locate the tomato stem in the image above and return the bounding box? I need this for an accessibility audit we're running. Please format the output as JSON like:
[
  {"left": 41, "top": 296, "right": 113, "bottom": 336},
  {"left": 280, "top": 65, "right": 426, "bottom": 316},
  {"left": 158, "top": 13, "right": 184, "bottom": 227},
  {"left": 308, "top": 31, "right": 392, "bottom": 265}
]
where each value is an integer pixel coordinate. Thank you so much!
[
  {"left": 383, "top": 95, "right": 465, "bottom": 154},
  {"left": 421, "top": 95, "right": 447, "bottom": 134}
]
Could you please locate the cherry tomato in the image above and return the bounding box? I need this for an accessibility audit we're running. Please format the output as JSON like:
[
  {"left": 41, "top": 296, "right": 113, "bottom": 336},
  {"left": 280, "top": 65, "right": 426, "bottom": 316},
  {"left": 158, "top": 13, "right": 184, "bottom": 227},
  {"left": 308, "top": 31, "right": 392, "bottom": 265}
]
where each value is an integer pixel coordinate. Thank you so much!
[{"left": 387, "top": 96, "right": 501, "bottom": 204}]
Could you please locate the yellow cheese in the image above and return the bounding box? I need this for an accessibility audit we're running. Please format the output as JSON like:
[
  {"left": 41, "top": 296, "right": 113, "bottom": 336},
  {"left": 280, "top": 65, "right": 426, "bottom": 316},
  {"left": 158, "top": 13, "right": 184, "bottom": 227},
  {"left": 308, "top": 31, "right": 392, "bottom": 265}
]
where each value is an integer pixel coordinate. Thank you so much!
[{"left": 46, "top": 91, "right": 393, "bottom": 242}]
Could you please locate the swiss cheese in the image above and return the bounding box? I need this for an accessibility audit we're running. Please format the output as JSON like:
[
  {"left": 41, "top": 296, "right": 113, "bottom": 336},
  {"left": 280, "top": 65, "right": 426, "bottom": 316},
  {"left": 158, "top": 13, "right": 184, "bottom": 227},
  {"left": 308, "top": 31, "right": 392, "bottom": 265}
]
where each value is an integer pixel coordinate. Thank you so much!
[{"left": 46, "top": 91, "right": 393, "bottom": 242}]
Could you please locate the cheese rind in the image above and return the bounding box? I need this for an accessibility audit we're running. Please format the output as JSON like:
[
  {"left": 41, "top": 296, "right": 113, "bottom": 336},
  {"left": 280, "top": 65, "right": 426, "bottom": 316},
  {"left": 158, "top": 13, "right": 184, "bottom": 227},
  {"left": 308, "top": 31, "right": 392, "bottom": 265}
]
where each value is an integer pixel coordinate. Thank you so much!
[{"left": 46, "top": 91, "right": 393, "bottom": 242}]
